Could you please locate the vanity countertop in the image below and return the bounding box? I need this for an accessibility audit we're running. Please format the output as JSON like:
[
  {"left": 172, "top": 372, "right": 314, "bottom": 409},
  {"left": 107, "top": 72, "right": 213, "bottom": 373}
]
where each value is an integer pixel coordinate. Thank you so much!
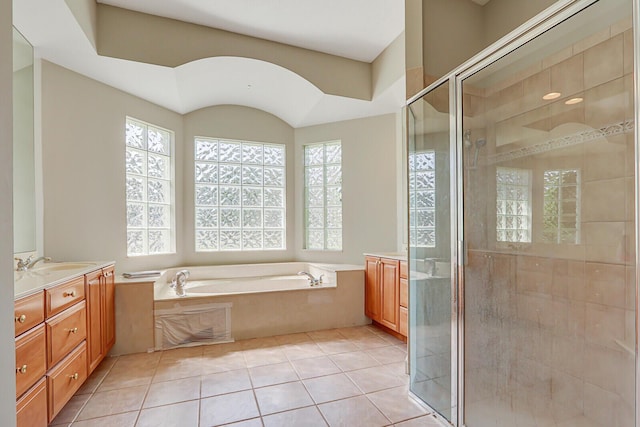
[
  {"left": 14, "top": 261, "right": 114, "bottom": 300},
  {"left": 363, "top": 252, "right": 408, "bottom": 262}
]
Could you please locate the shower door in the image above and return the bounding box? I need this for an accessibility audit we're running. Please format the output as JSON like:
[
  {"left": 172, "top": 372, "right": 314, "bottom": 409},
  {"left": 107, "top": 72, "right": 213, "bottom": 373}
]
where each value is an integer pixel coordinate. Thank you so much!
[
  {"left": 460, "top": 0, "right": 636, "bottom": 426},
  {"left": 408, "top": 0, "right": 638, "bottom": 426},
  {"left": 408, "top": 80, "right": 457, "bottom": 423}
]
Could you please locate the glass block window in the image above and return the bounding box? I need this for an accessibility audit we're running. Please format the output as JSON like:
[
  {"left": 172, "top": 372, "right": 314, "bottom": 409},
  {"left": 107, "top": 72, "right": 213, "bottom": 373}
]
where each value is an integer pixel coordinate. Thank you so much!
[
  {"left": 543, "top": 169, "right": 580, "bottom": 244},
  {"left": 409, "top": 151, "right": 436, "bottom": 248},
  {"left": 194, "top": 137, "right": 286, "bottom": 251},
  {"left": 496, "top": 167, "right": 531, "bottom": 243},
  {"left": 304, "top": 141, "right": 342, "bottom": 250},
  {"left": 125, "top": 118, "right": 175, "bottom": 256}
]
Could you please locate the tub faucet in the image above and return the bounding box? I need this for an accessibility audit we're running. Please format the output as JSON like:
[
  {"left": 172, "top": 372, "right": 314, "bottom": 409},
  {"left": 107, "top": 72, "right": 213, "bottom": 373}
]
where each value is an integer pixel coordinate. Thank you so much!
[
  {"left": 15, "top": 256, "right": 52, "bottom": 271},
  {"left": 171, "top": 269, "right": 190, "bottom": 297},
  {"left": 297, "top": 271, "right": 323, "bottom": 287}
]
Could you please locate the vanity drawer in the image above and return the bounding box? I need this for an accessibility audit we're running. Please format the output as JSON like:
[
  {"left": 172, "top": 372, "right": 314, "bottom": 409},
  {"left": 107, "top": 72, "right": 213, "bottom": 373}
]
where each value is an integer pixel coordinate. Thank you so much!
[
  {"left": 400, "top": 261, "right": 408, "bottom": 279},
  {"left": 47, "top": 341, "right": 87, "bottom": 422},
  {"left": 15, "top": 323, "right": 47, "bottom": 399},
  {"left": 46, "top": 277, "right": 85, "bottom": 318},
  {"left": 46, "top": 301, "right": 86, "bottom": 367},
  {"left": 399, "top": 306, "right": 408, "bottom": 337},
  {"left": 16, "top": 377, "right": 47, "bottom": 427},
  {"left": 399, "top": 278, "right": 408, "bottom": 308},
  {"left": 15, "top": 291, "right": 45, "bottom": 337}
]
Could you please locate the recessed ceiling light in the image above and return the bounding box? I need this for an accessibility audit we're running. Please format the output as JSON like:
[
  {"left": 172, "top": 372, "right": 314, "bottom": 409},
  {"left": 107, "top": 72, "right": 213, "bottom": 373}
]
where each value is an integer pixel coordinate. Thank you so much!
[
  {"left": 565, "top": 97, "right": 583, "bottom": 105},
  {"left": 542, "top": 92, "right": 561, "bottom": 100}
]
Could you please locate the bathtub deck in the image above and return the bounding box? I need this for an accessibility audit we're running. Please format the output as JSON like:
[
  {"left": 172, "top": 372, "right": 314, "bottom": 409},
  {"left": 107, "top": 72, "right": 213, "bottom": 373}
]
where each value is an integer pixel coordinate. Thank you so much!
[{"left": 49, "top": 325, "right": 442, "bottom": 427}]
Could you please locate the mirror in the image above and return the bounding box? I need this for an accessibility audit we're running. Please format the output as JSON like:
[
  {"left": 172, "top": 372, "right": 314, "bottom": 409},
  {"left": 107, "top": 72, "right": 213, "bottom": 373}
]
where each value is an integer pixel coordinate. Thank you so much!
[{"left": 13, "top": 27, "right": 35, "bottom": 254}]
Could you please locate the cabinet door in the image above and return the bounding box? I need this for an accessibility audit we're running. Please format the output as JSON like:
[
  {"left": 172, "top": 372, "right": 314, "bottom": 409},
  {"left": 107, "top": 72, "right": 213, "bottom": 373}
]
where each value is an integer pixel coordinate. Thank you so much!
[
  {"left": 16, "top": 377, "right": 47, "bottom": 427},
  {"left": 85, "top": 269, "right": 103, "bottom": 374},
  {"left": 379, "top": 258, "right": 399, "bottom": 331},
  {"left": 364, "top": 257, "right": 380, "bottom": 320},
  {"left": 102, "top": 266, "right": 116, "bottom": 353}
]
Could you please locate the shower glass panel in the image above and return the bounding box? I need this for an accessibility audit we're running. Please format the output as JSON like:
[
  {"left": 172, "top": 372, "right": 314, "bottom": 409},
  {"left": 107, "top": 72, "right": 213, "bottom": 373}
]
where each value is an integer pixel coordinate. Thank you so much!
[
  {"left": 408, "top": 81, "right": 454, "bottom": 422},
  {"left": 462, "top": 0, "right": 636, "bottom": 426}
]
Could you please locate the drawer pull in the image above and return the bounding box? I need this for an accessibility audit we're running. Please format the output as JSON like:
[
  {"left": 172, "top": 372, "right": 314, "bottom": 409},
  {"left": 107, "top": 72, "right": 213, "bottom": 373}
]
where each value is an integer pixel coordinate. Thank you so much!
[
  {"left": 69, "top": 373, "right": 79, "bottom": 380},
  {"left": 66, "top": 327, "right": 79, "bottom": 334},
  {"left": 63, "top": 290, "right": 77, "bottom": 297},
  {"left": 16, "top": 365, "right": 27, "bottom": 374},
  {"left": 15, "top": 314, "right": 27, "bottom": 323}
]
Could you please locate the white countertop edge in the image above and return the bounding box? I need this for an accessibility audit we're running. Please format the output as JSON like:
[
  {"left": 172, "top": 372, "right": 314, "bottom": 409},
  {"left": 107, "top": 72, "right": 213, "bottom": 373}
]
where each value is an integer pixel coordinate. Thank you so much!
[{"left": 363, "top": 252, "right": 408, "bottom": 261}]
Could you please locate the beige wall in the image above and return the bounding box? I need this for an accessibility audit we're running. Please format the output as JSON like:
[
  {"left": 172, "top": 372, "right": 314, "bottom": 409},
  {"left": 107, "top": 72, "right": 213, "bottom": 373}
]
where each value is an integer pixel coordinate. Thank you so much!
[
  {"left": 423, "top": 0, "right": 485, "bottom": 79},
  {"left": 41, "top": 61, "right": 185, "bottom": 273},
  {"left": 419, "top": 0, "right": 562, "bottom": 82},
  {"left": 484, "top": 0, "right": 559, "bottom": 45},
  {"left": 41, "top": 62, "right": 401, "bottom": 271},
  {"left": 294, "top": 114, "right": 399, "bottom": 265},
  {"left": 1, "top": 0, "right": 17, "bottom": 424}
]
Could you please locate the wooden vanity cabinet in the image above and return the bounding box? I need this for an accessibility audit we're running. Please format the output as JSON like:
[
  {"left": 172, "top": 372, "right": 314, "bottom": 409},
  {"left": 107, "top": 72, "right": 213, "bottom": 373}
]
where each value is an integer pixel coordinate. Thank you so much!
[
  {"left": 364, "top": 256, "right": 402, "bottom": 334},
  {"left": 364, "top": 256, "right": 408, "bottom": 338},
  {"left": 399, "top": 262, "right": 408, "bottom": 337},
  {"left": 16, "top": 378, "right": 47, "bottom": 427},
  {"left": 14, "top": 291, "right": 45, "bottom": 336},
  {"left": 86, "top": 266, "right": 116, "bottom": 375},
  {"left": 15, "top": 263, "right": 116, "bottom": 426}
]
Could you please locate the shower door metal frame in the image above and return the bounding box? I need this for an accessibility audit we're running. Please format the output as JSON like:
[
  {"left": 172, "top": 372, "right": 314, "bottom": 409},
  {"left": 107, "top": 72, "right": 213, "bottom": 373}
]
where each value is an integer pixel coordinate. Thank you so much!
[{"left": 407, "top": 0, "right": 640, "bottom": 425}]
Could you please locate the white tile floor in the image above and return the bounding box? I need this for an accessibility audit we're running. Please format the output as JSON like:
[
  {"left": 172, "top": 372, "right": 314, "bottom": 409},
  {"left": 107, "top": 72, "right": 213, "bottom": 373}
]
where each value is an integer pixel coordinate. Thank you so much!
[{"left": 48, "top": 325, "right": 444, "bottom": 427}]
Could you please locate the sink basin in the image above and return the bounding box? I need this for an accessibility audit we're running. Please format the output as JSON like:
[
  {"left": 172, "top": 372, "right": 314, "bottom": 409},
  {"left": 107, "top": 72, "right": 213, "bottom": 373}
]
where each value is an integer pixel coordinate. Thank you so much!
[{"left": 33, "top": 262, "right": 96, "bottom": 272}]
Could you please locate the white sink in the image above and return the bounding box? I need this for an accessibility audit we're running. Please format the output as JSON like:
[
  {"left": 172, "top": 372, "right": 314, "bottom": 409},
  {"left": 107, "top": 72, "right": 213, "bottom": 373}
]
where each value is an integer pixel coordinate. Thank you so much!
[{"left": 32, "top": 262, "right": 96, "bottom": 272}]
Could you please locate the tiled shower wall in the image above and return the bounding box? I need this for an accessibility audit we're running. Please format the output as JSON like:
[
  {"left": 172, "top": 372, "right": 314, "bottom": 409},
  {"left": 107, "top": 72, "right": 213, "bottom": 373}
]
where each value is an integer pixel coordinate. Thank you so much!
[{"left": 463, "top": 14, "right": 635, "bottom": 427}]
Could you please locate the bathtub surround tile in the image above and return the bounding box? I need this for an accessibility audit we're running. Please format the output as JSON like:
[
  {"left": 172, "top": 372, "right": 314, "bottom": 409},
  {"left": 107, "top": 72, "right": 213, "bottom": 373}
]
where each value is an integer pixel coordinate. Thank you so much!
[
  {"left": 291, "top": 355, "right": 341, "bottom": 379},
  {"left": 201, "top": 369, "right": 253, "bottom": 398},
  {"left": 136, "top": 400, "right": 199, "bottom": 427},
  {"left": 249, "top": 361, "right": 299, "bottom": 388},
  {"left": 68, "top": 411, "right": 138, "bottom": 427},
  {"left": 262, "top": 406, "right": 328, "bottom": 427},
  {"left": 199, "top": 390, "right": 260, "bottom": 426},
  {"left": 143, "top": 376, "right": 201, "bottom": 408},
  {"left": 76, "top": 385, "right": 147, "bottom": 421},
  {"left": 254, "top": 381, "right": 314, "bottom": 415},
  {"left": 318, "top": 395, "right": 390, "bottom": 427},
  {"left": 303, "top": 373, "right": 363, "bottom": 404}
]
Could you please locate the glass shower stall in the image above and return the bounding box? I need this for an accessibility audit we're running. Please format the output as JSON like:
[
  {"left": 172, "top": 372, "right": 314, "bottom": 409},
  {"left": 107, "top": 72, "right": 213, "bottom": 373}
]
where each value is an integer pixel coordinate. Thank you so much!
[{"left": 407, "top": 0, "right": 639, "bottom": 425}]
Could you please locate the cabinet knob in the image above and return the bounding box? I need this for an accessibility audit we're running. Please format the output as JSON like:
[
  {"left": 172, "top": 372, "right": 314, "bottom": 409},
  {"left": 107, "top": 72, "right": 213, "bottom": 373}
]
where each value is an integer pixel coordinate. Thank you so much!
[
  {"left": 15, "top": 314, "right": 27, "bottom": 323},
  {"left": 17, "top": 365, "right": 27, "bottom": 374},
  {"left": 63, "top": 290, "right": 76, "bottom": 297},
  {"left": 67, "top": 327, "right": 78, "bottom": 334},
  {"left": 70, "top": 373, "right": 79, "bottom": 380}
]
